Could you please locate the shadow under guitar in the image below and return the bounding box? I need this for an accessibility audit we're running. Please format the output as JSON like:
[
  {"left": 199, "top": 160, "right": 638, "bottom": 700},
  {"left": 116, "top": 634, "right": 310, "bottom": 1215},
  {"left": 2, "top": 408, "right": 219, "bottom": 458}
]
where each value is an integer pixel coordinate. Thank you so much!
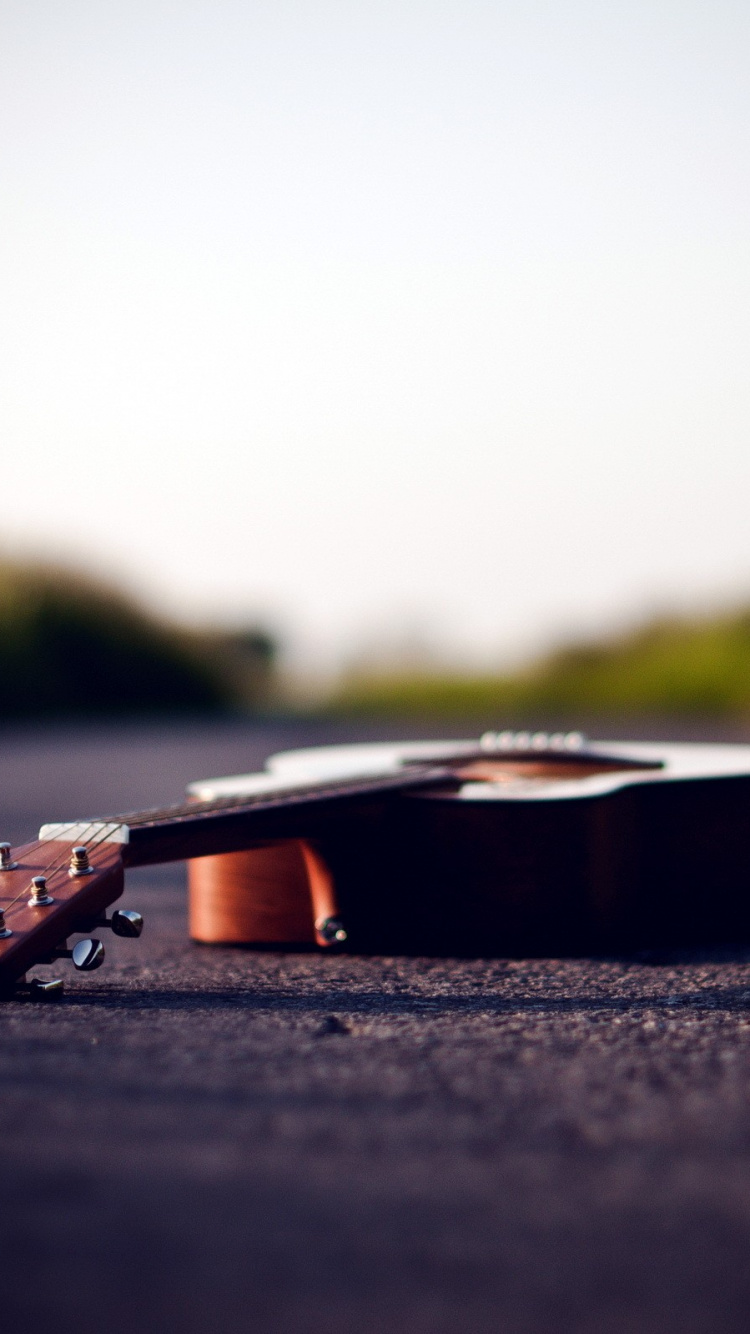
[{"left": 57, "top": 970, "right": 750, "bottom": 1016}]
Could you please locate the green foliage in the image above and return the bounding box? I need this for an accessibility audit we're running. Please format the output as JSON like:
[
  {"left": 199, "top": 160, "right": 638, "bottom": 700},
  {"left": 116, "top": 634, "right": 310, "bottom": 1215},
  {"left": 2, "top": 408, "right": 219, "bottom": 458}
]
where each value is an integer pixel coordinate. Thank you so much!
[
  {"left": 192, "top": 626, "right": 279, "bottom": 711},
  {"left": 5, "top": 557, "right": 747, "bottom": 721},
  {"left": 328, "top": 608, "right": 750, "bottom": 719},
  {"left": 0, "top": 562, "right": 276, "bottom": 718}
]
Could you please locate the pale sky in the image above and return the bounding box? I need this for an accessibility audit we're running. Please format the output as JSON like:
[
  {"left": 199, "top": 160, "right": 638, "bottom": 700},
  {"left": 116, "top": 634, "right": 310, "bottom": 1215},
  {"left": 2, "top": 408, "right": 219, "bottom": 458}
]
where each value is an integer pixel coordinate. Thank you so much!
[{"left": 2, "top": 0, "right": 749, "bottom": 673}]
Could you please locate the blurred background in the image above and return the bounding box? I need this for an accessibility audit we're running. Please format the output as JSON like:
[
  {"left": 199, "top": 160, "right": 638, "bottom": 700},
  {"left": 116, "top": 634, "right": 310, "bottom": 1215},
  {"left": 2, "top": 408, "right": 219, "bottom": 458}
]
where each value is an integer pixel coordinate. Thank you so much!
[{"left": 1, "top": 0, "right": 749, "bottom": 727}]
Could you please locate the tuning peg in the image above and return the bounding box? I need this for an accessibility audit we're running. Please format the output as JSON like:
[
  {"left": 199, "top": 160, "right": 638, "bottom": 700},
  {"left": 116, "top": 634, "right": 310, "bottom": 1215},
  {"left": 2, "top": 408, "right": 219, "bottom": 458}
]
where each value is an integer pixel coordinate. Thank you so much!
[
  {"left": 52, "top": 938, "right": 106, "bottom": 971},
  {"left": 0, "top": 843, "right": 18, "bottom": 871},
  {"left": 29, "top": 876, "right": 54, "bottom": 907},
  {"left": 4, "top": 975, "right": 65, "bottom": 1001},
  {"left": 71, "top": 939, "right": 105, "bottom": 971},
  {"left": 80, "top": 907, "right": 142, "bottom": 939},
  {"left": 68, "top": 846, "right": 93, "bottom": 877},
  {"left": 75, "top": 909, "right": 144, "bottom": 938},
  {"left": 107, "top": 909, "right": 143, "bottom": 938},
  {"left": 29, "top": 977, "right": 64, "bottom": 997}
]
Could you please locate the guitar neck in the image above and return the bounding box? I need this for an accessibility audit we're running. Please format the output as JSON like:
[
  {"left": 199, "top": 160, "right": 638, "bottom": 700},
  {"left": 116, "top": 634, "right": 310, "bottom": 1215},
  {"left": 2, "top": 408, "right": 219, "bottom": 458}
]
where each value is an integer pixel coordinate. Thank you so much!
[{"left": 39, "top": 765, "right": 454, "bottom": 868}]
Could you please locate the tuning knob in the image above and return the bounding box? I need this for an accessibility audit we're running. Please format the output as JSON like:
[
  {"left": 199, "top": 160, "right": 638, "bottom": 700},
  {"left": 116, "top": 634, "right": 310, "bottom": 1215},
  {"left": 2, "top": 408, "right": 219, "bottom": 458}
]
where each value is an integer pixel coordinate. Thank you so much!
[
  {"left": 0, "top": 842, "right": 18, "bottom": 871},
  {"left": 69, "top": 846, "right": 93, "bottom": 877},
  {"left": 8, "top": 976, "right": 65, "bottom": 1000},
  {"left": 29, "top": 876, "right": 54, "bottom": 907},
  {"left": 71, "top": 939, "right": 105, "bottom": 971},
  {"left": 77, "top": 909, "right": 144, "bottom": 937},
  {"left": 108, "top": 910, "right": 143, "bottom": 938},
  {"left": 29, "top": 977, "right": 64, "bottom": 997}
]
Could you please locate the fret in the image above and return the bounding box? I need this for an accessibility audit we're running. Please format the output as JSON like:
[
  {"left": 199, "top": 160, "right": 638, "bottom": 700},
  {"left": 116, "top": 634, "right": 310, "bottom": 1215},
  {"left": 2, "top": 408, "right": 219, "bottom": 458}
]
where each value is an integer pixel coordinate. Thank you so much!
[{"left": 39, "top": 765, "right": 456, "bottom": 868}]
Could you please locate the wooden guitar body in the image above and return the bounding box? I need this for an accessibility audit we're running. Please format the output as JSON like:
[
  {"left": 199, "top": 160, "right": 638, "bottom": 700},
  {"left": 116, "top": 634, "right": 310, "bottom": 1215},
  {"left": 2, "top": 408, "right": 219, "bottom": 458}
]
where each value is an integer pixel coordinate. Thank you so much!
[
  {"left": 5, "top": 733, "right": 750, "bottom": 998},
  {"left": 187, "top": 737, "right": 750, "bottom": 955},
  {"left": 189, "top": 841, "right": 342, "bottom": 947}
]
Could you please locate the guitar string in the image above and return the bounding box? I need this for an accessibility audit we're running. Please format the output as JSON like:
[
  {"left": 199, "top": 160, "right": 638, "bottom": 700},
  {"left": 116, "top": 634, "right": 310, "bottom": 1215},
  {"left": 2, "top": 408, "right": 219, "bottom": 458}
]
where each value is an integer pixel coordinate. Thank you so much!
[
  {"left": 0, "top": 821, "right": 101, "bottom": 917},
  {"left": 113, "top": 764, "right": 452, "bottom": 828},
  {"left": 3, "top": 761, "right": 456, "bottom": 866},
  {"left": 0, "top": 743, "right": 660, "bottom": 966},
  {"left": 0, "top": 823, "right": 123, "bottom": 986},
  {"left": 0, "top": 770, "right": 416, "bottom": 950},
  {"left": 105, "top": 777, "right": 395, "bottom": 826},
  {"left": 0, "top": 780, "right": 285, "bottom": 883},
  {"left": 0, "top": 770, "right": 403, "bottom": 942},
  {"left": 1, "top": 742, "right": 628, "bottom": 874},
  {"left": 0, "top": 750, "right": 544, "bottom": 955},
  {"left": 111, "top": 748, "right": 642, "bottom": 831},
  {"left": 0, "top": 765, "right": 454, "bottom": 924},
  {"left": 0, "top": 775, "right": 381, "bottom": 904},
  {"left": 4, "top": 766, "right": 435, "bottom": 860},
  {"left": 0, "top": 821, "right": 122, "bottom": 922},
  {"left": 0, "top": 821, "right": 100, "bottom": 893},
  {"left": 0, "top": 775, "right": 391, "bottom": 915}
]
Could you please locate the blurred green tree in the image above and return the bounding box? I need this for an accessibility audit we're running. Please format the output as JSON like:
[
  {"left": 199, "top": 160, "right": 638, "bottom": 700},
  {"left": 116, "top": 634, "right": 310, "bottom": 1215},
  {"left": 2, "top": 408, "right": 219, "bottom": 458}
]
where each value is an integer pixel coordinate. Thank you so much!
[
  {"left": 328, "top": 608, "right": 750, "bottom": 719},
  {"left": 0, "top": 562, "right": 277, "bottom": 718}
]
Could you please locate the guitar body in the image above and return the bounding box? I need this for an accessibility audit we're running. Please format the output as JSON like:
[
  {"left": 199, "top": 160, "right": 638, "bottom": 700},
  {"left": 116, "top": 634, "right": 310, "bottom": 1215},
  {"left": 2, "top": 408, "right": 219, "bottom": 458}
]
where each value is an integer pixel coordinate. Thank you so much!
[
  {"left": 189, "top": 843, "right": 317, "bottom": 945},
  {"left": 5, "top": 734, "right": 750, "bottom": 995},
  {"left": 187, "top": 738, "right": 750, "bottom": 954}
]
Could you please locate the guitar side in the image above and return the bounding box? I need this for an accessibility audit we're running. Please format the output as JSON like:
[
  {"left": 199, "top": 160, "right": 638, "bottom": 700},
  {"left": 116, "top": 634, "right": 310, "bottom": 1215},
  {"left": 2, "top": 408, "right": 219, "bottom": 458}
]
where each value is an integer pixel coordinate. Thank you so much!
[{"left": 187, "top": 739, "right": 750, "bottom": 955}]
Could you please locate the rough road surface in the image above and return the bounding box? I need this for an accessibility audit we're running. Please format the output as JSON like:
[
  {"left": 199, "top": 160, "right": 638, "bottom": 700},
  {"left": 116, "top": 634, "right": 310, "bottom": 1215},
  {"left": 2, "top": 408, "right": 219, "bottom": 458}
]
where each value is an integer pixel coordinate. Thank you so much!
[{"left": 2, "top": 720, "right": 750, "bottom": 1333}]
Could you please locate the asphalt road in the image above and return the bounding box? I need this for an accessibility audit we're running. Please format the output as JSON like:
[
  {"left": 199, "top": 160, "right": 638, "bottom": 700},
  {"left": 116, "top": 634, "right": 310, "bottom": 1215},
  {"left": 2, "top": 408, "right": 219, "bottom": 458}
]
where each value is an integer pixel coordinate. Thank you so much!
[{"left": 3, "top": 719, "right": 750, "bottom": 1333}]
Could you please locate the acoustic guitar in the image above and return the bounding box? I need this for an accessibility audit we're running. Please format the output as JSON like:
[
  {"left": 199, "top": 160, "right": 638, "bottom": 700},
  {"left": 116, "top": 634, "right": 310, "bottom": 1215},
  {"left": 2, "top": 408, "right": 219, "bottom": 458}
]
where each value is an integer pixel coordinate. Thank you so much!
[
  {"left": 186, "top": 731, "right": 750, "bottom": 956},
  {"left": 2, "top": 731, "right": 750, "bottom": 998}
]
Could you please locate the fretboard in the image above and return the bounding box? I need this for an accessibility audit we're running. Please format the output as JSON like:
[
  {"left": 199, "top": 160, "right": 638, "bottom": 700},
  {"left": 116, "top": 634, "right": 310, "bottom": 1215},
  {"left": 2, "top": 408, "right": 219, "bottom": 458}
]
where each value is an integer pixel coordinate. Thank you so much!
[{"left": 43, "top": 765, "right": 455, "bottom": 868}]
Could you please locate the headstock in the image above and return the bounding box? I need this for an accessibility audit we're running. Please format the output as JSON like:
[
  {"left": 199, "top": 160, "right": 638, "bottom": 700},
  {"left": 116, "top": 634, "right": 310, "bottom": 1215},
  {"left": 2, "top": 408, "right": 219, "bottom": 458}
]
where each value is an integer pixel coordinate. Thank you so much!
[{"left": 0, "top": 831, "right": 142, "bottom": 999}]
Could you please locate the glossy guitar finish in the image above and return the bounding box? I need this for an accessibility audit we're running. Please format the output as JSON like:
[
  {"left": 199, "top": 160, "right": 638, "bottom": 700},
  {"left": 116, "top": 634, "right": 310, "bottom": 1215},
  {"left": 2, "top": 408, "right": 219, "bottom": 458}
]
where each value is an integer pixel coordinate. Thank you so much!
[
  {"left": 5, "top": 733, "right": 750, "bottom": 993},
  {"left": 0, "top": 764, "right": 451, "bottom": 993},
  {"left": 188, "top": 737, "right": 750, "bottom": 956},
  {"left": 0, "top": 837, "right": 125, "bottom": 994}
]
